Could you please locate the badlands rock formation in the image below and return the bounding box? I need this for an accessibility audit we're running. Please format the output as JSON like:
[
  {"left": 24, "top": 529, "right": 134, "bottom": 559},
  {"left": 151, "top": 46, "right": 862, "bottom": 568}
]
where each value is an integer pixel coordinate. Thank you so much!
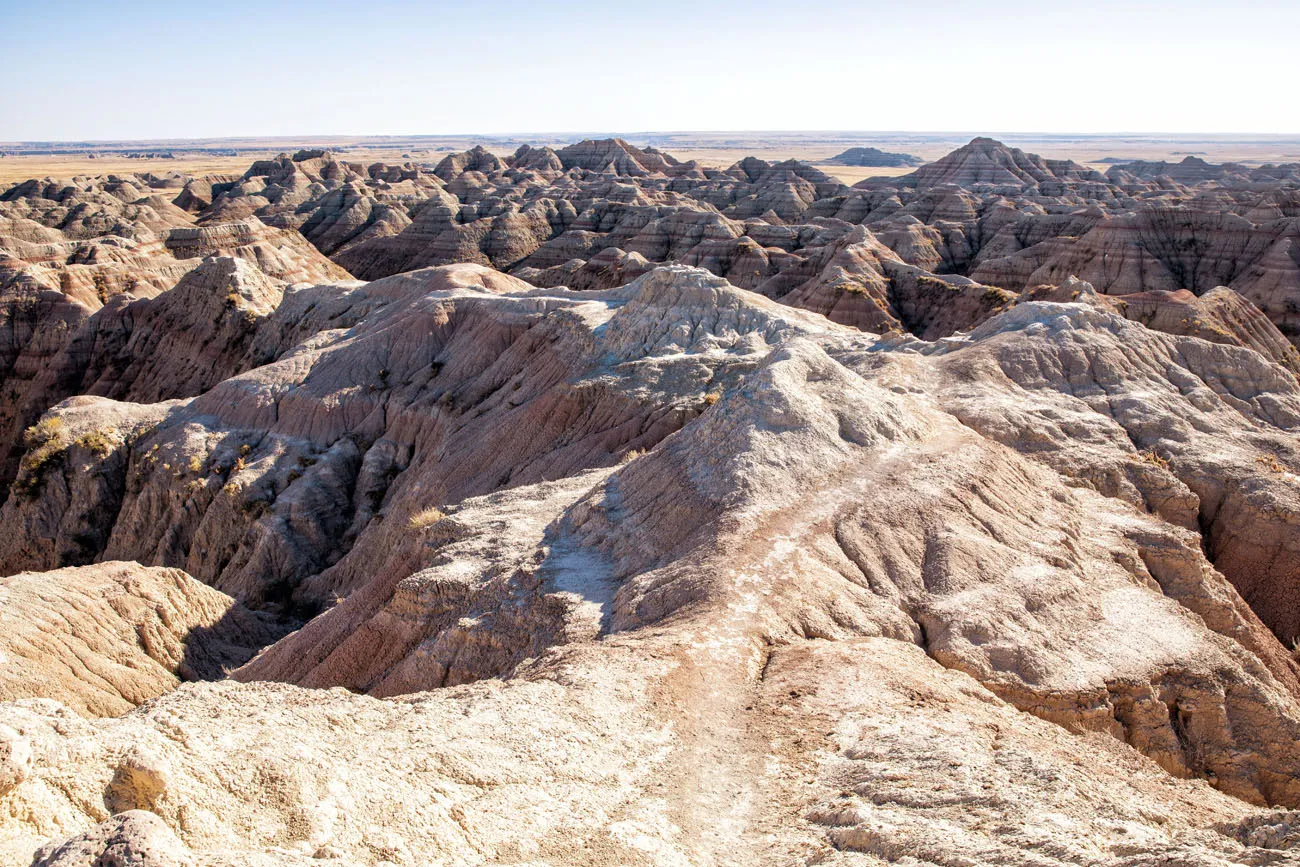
[
  {"left": 823, "top": 147, "right": 923, "bottom": 168},
  {"left": 0, "top": 171, "right": 348, "bottom": 491},
  {"left": 0, "top": 561, "right": 280, "bottom": 716},
  {"left": 152, "top": 137, "right": 1300, "bottom": 353},
  {"left": 2, "top": 139, "right": 1300, "bottom": 865}
]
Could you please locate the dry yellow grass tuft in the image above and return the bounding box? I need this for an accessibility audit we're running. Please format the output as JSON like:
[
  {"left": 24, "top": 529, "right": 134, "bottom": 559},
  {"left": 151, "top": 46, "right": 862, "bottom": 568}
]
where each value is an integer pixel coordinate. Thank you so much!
[
  {"left": 1136, "top": 448, "right": 1171, "bottom": 470},
  {"left": 75, "top": 429, "right": 116, "bottom": 456},
  {"left": 1257, "top": 454, "right": 1287, "bottom": 474},
  {"left": 13, "top": 417, "right": 69, "bottom": 498},
  {"left": 408, "top": 506, "right": 447, "bottom": 530}
]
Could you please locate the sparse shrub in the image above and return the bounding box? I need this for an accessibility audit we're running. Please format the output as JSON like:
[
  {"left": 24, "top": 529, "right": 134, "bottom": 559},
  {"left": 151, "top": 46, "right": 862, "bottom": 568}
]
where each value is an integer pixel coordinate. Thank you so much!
[
  {"left": 982, "top": 287, "right": 1016, "bottom": 307},
  {"left": 188, "top": 455, "right": 205, "bottom": 473},
  {"left": 75, "top": 429, "right": 115, "bottom": 456},
  {"left": 620, "top": 447, "right": 646, "bottom": 464},
  {"left": 1136, "top": 448, "right": 1171, "bottom": 470},
  {"left": 1257, "top": 454, "right": 1287, "bottom": 474},
  {"left": 92, "top": 273, "right": 111, "bottom": 304},
  {"left": 25, "top": 417, "right": 65, "bottom": 446},
  {"left": 14, "top": 417, "right": 69, "bottom": 498},
  {"left": 702, "top": 391, "right": 721, "bottom": 406},
  {"left": 408, "top": 506, "right": 446, "bottom": 530}
]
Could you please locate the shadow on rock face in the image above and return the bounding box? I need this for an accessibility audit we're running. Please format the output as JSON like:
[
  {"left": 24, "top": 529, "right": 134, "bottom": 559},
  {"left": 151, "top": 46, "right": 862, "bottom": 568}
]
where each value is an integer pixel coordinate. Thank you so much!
[{"left": 177, "top": 599, "right": 291, "bottom": 684}]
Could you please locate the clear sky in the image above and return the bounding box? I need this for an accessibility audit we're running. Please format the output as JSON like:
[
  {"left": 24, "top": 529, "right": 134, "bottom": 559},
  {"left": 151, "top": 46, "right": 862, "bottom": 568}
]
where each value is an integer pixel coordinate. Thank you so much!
[{"left": 2, "top": 0, "right": 1297, "bottom": 141}]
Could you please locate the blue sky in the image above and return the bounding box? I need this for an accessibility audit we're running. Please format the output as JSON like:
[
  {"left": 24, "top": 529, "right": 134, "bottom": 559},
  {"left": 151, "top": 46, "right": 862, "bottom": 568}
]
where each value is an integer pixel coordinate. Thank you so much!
[{"left": 1, "top": 0, "right": 1297, "bottom": 141}]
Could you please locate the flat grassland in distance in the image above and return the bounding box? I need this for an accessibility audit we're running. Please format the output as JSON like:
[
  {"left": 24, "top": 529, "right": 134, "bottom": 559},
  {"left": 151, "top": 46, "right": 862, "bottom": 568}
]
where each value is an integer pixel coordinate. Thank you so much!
[
  {"left": 0, "top": 154, "right": 252, "bottom": 186},
  {"left": 4, "top": 132, "right": 1300, "bottom": 188}
]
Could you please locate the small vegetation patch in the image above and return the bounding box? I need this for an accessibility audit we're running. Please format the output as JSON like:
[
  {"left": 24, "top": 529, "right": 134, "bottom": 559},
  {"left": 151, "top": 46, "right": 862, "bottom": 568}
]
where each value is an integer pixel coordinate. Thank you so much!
[
  {"left": 408, "top": 506, "right": 447, "bottom": 530},
  {"left": 702, "top": 391, "right": 721, "bottom": 407},
  {"left": 982, "top": 286, "right": 1017, "bottom": 307},
  {"left": 14, "top": 417, "right": 69, "bottom": 498},
  {"left": 1257, "top": 454, "right": 1287, "bottom": 474},
  {"left": 26, "top": 416, "right": 65, "bottom": 444},
  {"left": 1136, "top": 448, "right": 1171, "bottom": 471},
  {"left": 75, "top": 428, "right": 115, "bottom": 456}
]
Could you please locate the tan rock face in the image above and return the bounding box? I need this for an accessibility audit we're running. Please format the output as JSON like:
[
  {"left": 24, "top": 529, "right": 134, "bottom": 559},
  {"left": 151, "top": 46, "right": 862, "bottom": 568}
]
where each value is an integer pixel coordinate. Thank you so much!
[
  {"left": 0, "top": 561, "right": 282, "bottom": 716},
  {"left": 0, "top": 260, "right": 1299, "bottom": 865},
  {"left": 31, "top": 811, "right": 193, "bottom": 867},
  {"left": 1021, "top": 277, "right": 1300, "bottom": 373},
  {"left": 0, "top": 264, "right": 832, "bottom": 609},
  {"left": 0, "top": 724, "right": 32, "bottom": 797}
]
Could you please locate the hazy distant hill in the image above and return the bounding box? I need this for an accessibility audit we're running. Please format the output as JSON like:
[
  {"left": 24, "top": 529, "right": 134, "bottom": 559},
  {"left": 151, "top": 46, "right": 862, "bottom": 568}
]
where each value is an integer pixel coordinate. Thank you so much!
[{"left": 824, "top": 146, "right": 923, "bottom": 167}]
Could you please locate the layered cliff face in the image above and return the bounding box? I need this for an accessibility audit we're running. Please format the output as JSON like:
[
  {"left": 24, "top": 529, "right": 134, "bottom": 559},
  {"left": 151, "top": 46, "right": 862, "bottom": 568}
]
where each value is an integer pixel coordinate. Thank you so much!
[
  {"left": 895, "top": 136, "right": 1106, "bottom": 189},
  {"left": 4, "top": 258, "right": 1300, "bottom": 865}
]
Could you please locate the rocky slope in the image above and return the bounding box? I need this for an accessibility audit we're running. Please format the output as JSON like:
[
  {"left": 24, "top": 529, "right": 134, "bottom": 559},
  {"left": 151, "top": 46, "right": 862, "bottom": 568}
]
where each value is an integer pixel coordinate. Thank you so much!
[
  {"left": 4, "top": 139, "right": 1300, "bottom": 865},
  {"left": 0, "top": 561, "right": 281, "bottom": 716},
  {"left": 2, "top": 258, "right": 1300, "bottom": 864},
  {"left": 0, "top": 171, "right": 349, "bottom": 493},
  {"left": 169, "top": 138, "right": 1300, "bottom": 354}
]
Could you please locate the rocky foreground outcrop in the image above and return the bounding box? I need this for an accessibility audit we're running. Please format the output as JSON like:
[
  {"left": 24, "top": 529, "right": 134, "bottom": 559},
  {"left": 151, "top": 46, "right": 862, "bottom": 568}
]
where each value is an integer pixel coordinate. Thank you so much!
[
  {"left": 4, "top": 258, "right": 1300, "bottom": 864},
  {"left": 0, "top": 561, "right": 281, "bottom": 716}
]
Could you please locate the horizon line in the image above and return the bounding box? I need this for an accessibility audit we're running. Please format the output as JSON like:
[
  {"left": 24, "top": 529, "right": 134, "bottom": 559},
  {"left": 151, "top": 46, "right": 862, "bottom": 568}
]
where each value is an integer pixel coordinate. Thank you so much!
[{"left": 4, "top": 129, "right": 1300, "bottom": 148}]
